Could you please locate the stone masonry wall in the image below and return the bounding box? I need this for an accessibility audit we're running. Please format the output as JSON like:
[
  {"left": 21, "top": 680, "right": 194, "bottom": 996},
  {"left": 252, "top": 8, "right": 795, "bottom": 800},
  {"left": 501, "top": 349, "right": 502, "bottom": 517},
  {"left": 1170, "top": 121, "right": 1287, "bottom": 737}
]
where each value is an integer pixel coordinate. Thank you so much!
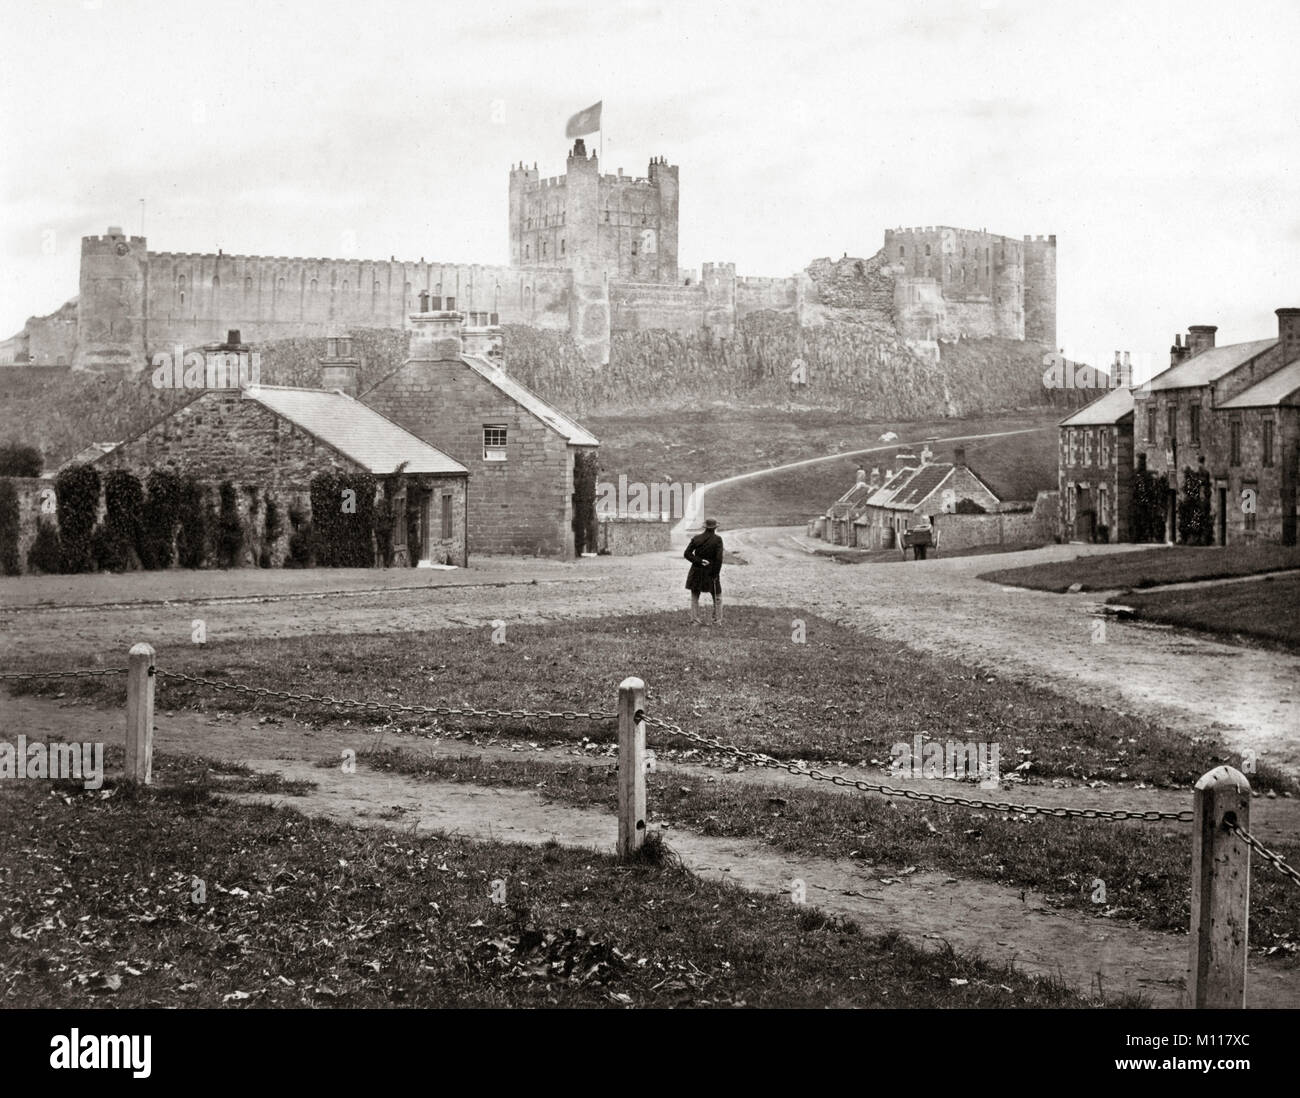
[{"left": 362, "top": 359, "right": 582, "bottom": 558}]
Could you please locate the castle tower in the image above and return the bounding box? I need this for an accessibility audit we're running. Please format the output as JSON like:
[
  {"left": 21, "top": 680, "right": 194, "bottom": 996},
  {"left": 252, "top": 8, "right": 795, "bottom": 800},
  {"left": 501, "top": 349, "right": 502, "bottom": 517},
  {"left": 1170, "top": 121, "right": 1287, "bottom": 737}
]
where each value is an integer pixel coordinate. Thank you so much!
[
  {"left": 1022, "top": 234, "right": 1057, "bottom": 349},
  {"left": 76, "top": 226, "right": 148, "bottom": 373}
]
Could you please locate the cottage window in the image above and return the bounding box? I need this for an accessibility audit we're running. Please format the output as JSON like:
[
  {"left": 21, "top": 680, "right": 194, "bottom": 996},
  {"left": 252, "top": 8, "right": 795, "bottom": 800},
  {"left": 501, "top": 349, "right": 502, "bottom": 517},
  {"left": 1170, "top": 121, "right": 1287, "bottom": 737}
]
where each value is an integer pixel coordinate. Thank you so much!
[
  {"left": 1263, "top": 419, "right": 1274, "bottom": 467},
  {"left": 441, "top": 493, "right": 453, "bottom": 539},
  {"left": 244, "top": 276, "right": 252, "bottom": 292},
  {"left": 561, "top": 239, "right": 565, "bottom": 255},
  {"left": 1190, "top": 405, "right": 1200, "bottom": 446},
  {"left": 899, "top": 246, "right": 905, "bottom": 257},
  {"left": 924, "top": 244, "right": 931, "bottom": 256},
  {"left": 1166, "top": 405, "right": 1176, "bottom": 444},
  {"left": 483, "top": 425, "right": 508, "bottom": 461},
  {"left": 1230, "top": 420, "right": 1241, "bottom": 466},
  {"left": 1146, "top": 406, "right": 1156, "bottom": 443},
  {"left": 1083, "top": 428, "right": 1092, "bottom": 466},
  {"left": 631, "top": 239, "right": 639, "bottom": 256}
]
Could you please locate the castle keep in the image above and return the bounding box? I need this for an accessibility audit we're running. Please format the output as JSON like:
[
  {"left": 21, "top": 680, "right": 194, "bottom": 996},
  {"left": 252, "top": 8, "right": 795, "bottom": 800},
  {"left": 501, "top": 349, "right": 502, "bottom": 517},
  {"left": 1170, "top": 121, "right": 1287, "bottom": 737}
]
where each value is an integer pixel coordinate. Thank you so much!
[{"left": 6, "top": 139, "right": 1055, "bottom": 371}]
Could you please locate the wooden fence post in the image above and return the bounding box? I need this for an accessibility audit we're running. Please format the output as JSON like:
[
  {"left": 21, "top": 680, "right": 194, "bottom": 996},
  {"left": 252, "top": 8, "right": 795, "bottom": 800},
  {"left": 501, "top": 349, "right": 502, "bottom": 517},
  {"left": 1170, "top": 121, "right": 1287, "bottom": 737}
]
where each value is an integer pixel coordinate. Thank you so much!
[
  {"left": 617, "top": 676, "right": 647, "bottom": 859},
  {"left": 1189, "top": 765, "right": 1251, "bottom": 1008},
  {"left": 125, "top": 642, "right": 156, "bottom": 785}
]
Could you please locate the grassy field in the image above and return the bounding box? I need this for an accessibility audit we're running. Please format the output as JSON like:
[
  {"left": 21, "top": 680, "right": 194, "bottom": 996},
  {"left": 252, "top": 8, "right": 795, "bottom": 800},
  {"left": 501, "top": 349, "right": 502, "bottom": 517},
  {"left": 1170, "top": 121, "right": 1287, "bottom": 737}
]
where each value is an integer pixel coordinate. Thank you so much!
[
  {"left": 0, "top": 748, "right": 1108, "bottom": 1008},
  {"left": 7, "top": 608, "right": 1286, "bottom": 792},
  {"left": 982, "top": 546, "right": 1300, "bottom": 593},
  {"left": 359, "top": 747, "right": 1300, "bottom": 955},
  {"left": 1114, "top": 574, "right": 1300, "bottom": 654},
  {"left": 585, "top": 409, "right": 1061, "bottom": 526}
]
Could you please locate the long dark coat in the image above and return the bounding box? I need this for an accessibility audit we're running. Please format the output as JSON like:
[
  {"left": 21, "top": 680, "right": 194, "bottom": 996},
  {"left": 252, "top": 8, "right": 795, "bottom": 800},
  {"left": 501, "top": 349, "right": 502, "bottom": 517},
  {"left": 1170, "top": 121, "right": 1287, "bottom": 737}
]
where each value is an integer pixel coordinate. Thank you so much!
[{"left": 684, "top": 531, "right": 723, "bottom": 596}]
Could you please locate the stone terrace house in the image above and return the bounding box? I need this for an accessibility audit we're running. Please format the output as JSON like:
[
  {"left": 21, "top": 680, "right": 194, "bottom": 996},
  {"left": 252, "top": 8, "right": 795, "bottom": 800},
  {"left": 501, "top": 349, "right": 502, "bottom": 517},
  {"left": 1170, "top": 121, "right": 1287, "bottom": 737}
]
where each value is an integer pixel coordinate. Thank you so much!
[
  {"left": 1057, "top": 385, "right": 1134, "bottom": 542},
  {"left": 823, "top": 471, "right": 875, "bottom": 546},
  {"left": 858, "top": 447, "right": 999, "bottom": 549},
  {"left": 93, "top": 383, "right": 469, "bottom": 567},
  {"left": 1133, "top": 308, "right": 1299, "bottom": 546},
  {"left": 361, "top": 309, "right": 600, "bottom": 558}
]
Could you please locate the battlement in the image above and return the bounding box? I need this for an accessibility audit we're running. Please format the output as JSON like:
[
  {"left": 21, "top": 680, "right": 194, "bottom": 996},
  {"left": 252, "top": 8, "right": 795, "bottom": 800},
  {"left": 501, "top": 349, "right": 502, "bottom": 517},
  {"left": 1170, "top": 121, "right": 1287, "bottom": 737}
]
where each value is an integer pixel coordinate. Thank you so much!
[{"left": 83, "top": 233, "right": 146, "bottom": 248}]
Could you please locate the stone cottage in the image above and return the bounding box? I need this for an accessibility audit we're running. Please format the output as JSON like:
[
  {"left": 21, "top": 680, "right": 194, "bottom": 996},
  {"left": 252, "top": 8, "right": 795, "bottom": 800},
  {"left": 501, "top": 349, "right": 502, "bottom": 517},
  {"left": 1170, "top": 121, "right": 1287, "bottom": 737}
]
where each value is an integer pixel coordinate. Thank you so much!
[
  {"left": 361, "top": 308, "right": 600, "bottom": 559},
  {"left": 92, "top": 382, "right": 469, "bottom": 567},
  {"left": 1057, "top": 385, "right": 1134, "bottom": 542},
  {"left": 858, "top": 447, "right": 1000, "bottom": 549}
]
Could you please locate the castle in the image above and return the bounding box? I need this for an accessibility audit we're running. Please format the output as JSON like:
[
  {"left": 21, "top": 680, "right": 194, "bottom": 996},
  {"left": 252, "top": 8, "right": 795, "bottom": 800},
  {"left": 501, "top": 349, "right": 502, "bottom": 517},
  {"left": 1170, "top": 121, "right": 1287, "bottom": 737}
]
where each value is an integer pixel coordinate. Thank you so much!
[{"left": 2, "top": 138, "right": 1055, "bottom": 371}]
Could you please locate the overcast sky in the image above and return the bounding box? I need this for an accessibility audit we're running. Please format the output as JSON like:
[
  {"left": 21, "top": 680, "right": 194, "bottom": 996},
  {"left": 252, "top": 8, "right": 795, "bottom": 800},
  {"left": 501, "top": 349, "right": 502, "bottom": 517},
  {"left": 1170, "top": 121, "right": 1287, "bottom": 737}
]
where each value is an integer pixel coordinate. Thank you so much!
[{"left": 2, "top": 0, "right": 1296, "bottom": 379}]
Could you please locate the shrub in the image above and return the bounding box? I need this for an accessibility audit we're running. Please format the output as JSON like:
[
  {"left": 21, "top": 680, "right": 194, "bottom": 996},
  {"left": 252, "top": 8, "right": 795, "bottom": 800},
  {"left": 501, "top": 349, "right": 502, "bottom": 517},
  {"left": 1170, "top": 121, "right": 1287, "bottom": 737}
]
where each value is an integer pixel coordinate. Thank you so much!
[
  {"left": 140, "top": 470, "right": 182, "bottom": 569},
  {"left": 953, "top": 497, "right": 987, "bottom": 515},
  {"left": 0, "top": 479, "right": 20, "bottom": 574},
  {"left": 374, "top": 495, "right": 395, "bottom": 567},
  {"left": 285, "top": 502, "right": 312, "bottom": 568},
  {"left": 54, "top": 464, "right": 101, "bottom": 573},
  {"left": 216, "top": 481, "right": 244, "bottom": 567},
  {"left": 27, "top": 519, "right": 61, "bottom": 574},
  {"left": 176, "top": 477, "right": 207, "bottom": 568},
  {"left": 261, "top": 494, "right": 282, "bottom": 568},
  {"left": 103, "top": 469, "right": 144, "bottom": 571},
  {"left": 310, "top": 471, "right": 376, "bottom": 567},
  {"left": 0, "top": 443, "right": 43, "bottom": 478}
]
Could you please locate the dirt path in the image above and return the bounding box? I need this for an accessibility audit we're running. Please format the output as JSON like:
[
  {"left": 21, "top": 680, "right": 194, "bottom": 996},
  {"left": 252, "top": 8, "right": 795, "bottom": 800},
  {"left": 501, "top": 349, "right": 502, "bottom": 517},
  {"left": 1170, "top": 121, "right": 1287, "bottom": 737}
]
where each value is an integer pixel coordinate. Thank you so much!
[{"left": 7, "top": 694, "right": 1298, "bottom": 1008}]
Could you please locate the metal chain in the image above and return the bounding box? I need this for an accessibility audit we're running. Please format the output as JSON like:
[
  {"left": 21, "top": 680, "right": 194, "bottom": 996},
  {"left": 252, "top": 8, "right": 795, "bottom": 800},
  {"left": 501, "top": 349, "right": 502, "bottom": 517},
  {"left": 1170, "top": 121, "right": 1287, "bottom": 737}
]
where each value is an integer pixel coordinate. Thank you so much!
[
  {"left": 157, "top": 670, "right": 615, "bottom": 724},
  {"left": 0, "top": 668, "right": 127, "bottom": 681},
  {"left": 640, "top": 713, "right": 1195, "bottom": 823},
  {"left": 1225, "top": 820, "right": 1300, "bottom": 889}
]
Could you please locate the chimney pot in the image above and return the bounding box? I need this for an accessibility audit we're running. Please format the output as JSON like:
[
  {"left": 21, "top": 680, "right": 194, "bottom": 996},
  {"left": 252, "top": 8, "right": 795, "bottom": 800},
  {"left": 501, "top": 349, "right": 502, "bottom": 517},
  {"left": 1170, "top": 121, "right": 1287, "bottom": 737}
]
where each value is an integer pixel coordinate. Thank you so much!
[{"left": 953, "top": 446, "right": 967, "bottom": 466}]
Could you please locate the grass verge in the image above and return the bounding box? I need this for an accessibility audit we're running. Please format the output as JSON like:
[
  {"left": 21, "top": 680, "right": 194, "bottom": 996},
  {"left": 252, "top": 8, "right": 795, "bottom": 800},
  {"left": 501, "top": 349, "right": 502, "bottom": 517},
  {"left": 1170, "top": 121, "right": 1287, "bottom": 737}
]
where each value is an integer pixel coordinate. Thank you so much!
[
  {"left": 0, "top": 752, "right": 1116, "bottom": 1008},
  {"left": 358, "top": 747, "right": 1300, "bottom": 960},
  {"left": 981, "top": 546, "right": 1300, "bottom": 593},
  {"left": 1111, "top": 575, "right": 1300, "bottom": 655},
  {"left": 6, "top": 608, "right": 1289, "bottom": 793}
]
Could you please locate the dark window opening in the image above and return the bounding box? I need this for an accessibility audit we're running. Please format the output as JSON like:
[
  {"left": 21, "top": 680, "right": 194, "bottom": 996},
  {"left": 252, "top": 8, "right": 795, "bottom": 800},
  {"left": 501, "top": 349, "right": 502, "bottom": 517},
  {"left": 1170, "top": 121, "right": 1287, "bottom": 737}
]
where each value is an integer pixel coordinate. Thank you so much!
[{"left": 1263, "top": 419, "right": 1274, "bottom": 467}]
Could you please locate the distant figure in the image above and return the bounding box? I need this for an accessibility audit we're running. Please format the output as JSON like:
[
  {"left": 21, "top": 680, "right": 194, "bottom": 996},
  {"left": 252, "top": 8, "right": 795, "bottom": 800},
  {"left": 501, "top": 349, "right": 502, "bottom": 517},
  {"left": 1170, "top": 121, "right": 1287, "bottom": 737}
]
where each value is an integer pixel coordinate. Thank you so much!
[
  {"left": 684, "top": 518, "right": 724, "bottom": 625},
  {"left": 911, "top": 514, "right": 933, "bottom": 561}
]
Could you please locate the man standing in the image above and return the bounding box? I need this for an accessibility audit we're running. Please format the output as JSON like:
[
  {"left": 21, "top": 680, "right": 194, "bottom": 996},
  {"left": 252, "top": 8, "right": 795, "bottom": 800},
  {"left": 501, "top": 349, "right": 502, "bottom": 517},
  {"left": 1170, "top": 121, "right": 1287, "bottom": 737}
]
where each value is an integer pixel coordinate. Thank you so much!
[{"left": 684, "top": 518, "right": 724, "bottom": 625}]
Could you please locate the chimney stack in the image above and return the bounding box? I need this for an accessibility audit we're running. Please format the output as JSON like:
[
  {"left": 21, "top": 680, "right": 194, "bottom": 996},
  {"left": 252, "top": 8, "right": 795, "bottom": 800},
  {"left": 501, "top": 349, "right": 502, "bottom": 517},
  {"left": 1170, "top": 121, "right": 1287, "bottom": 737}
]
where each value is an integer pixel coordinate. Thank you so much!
[
  {"left": 1186, "top": 325, "right": 1218, "bottom": 357},
  {"left": 1277, "top": 308, "right": 1300, "bottom": 358},
  {"left": 320, "top": 334, "right": 359, "bottom": 398},
  {"left": 953, "top": 446, "right": 967, "bottom": 467},
  {"left": 407, "top": 309, "right": 465, "bottom": 362},
  {"left": 855, "top": 468, "right": 866, "bottom": 484}
]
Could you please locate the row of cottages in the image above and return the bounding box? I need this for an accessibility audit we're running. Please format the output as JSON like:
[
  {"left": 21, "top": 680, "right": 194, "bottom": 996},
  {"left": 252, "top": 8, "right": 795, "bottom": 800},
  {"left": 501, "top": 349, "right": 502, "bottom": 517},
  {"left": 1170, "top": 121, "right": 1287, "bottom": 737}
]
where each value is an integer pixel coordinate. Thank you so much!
[
  {"left": 84, "top": 309, "right": 600, "bottom": 565},
  {"left": 821, "top": 447, "right": 1001, "bottom": 549},
  {"left": 1058, "top": 307, "right": 1300, "bottom": 546}
]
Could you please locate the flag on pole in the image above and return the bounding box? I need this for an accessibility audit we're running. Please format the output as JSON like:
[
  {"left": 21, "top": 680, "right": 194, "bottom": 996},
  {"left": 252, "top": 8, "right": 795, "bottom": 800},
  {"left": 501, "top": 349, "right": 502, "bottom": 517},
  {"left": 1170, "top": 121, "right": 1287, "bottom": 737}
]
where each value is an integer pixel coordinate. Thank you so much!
[{"left": 565, "top": 101, "right": 602, "bottom": 139}]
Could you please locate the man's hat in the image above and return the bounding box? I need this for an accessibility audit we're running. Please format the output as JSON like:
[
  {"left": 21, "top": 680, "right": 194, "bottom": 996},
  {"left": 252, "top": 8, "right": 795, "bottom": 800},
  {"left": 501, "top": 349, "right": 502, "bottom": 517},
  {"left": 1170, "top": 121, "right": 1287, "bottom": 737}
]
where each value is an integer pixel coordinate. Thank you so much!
[{"left": 704, "top": 518, "right": 718, "bottom": 529}]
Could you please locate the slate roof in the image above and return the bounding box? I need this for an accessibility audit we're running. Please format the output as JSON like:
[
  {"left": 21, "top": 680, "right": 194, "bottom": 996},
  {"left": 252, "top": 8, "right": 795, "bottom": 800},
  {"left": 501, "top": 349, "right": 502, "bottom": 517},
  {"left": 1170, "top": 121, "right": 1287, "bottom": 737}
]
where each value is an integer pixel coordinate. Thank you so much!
[
  {"left": 827, "top": 482, "right": 873, "bottom": 518},
  {"left": 1059, "top": 386, "right": 1135, "bottom": 427},
  {"left": 1140, "top": 339, "right": 1277, "bottom": 392},
  {"left": 889, "top": 463, "right": 955, "bottom": 509},
  {"left": 243, "top": 386, "right": 467, "bottom": 475},
  {"left": 865, "top": 467, "right": 916, "bottom": 508},
  {"left": 866, "top": 461, "right": 1000, "bottom": 512},
  {"left": 459, "top": 354, "right": 599, "bottom": 447},
  {"left": 1218, "top": 358, "right": 1300, "bottom": 408}
]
